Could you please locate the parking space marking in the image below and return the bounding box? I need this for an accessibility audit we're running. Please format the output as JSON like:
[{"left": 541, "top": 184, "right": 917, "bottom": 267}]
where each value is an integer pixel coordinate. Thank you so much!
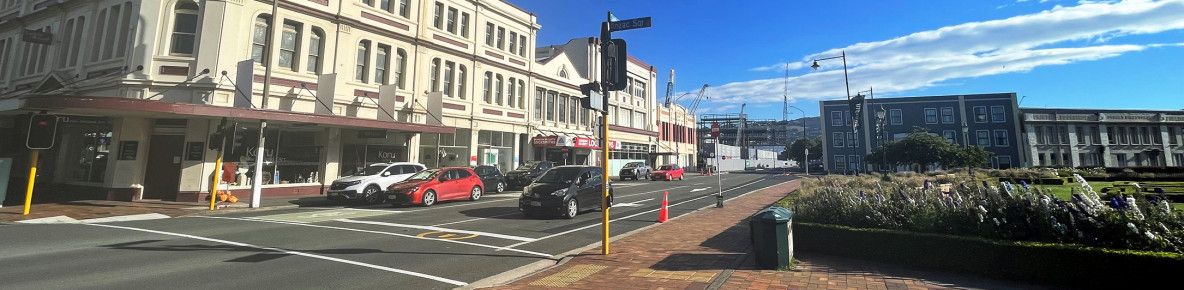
[
  {"left": 337, "top": 219, "right": 538, "bottom": 242},
  {"left": 87, "top": 223, "right": 468, "bottom": 286},
  {"left": 196, "top": 216, "right": 553, "bottom": 257}
]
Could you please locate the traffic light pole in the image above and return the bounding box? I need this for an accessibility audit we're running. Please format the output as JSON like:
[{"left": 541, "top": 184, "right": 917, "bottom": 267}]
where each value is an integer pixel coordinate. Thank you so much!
[
  {"left": 22, "top": 149, "right": 39, "bottom": 215},
  {"left": 599, "top": 16, "right": 612, "bottom": 256},
  {"left": 210, "top": 147, "right": 224, "bottom": 211}
]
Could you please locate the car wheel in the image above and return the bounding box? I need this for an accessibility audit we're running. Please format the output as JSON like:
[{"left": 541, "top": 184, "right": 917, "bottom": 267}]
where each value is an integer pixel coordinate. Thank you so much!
[
  {"left": 363, "top": 185, "right": 384, "bottom": 204},
  {"left": 603, "top": 194, "right": 614, "bottom": 210},
  {"left": 560, "top": 199, "right": 578, "bottom": 219},
  {"left": 421, "top": 190, "right": 437, "bottom": 207},
  {"left": 678, "top": 174, "right": 684, "bottom": 181},
  {"left": 496, "top": 182, "right": 506, "bottom": 193},
  {"left": 469, "top": 186, "right": 482, "bottom": 201}
]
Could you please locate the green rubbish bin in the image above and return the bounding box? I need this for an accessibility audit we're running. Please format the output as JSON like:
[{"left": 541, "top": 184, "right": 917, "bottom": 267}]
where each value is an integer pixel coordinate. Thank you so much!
[{"left": 749, "top": 206, "right": 794, "bottom": 269}]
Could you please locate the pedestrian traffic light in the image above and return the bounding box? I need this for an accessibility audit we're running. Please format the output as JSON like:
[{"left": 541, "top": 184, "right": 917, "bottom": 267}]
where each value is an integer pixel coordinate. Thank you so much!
[
  {"left": 580, "top": 82, "right": 604, "bottom": 112},
  {"left": 223, "top": 123, "right": 245, "bottom": 156},
  {"left": 26, "top": 114, "right": 59, "bottom": 149},
  {"left": 208, "top": 131, "right": 225, "bottom": 150}
]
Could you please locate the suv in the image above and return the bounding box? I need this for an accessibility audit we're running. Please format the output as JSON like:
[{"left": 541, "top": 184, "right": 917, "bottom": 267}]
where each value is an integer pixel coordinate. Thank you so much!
[
  {"left": 504, "top": 161, "right": 556, "bottom": 188},
  {"left": 617, "top": 162, "right": 651, "bottom": 181},
  {"left": 328, "top": 162, "right": 426, "bottom": 204}
]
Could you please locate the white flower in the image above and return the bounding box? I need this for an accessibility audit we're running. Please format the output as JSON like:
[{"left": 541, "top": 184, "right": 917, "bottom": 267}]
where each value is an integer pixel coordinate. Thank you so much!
[{"left": 1127, "top": 222, "right": 1139, "bottom": 234}]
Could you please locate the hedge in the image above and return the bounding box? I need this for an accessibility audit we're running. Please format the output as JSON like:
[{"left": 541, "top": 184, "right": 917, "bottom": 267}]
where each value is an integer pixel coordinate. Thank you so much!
[{"left": 794, "top": 222, "right": 1184, "bottom": 289}]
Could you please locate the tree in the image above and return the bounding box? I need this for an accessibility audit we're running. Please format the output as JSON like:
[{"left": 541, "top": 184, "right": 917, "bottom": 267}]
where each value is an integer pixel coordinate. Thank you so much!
[
  {"left": 868, "top": 128, "right": 993, "bottom": 172},
  {"left": 787, "top": 137, "right": 822, "bottom": 168},
  {"left": 948, "top": 145, "right": 992, "bottom": 169}
]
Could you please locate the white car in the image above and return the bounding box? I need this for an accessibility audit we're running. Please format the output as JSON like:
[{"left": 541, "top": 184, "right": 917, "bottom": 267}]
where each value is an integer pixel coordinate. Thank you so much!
[{"left": 328, "top": 162, "right": 426, "bottom": 204}]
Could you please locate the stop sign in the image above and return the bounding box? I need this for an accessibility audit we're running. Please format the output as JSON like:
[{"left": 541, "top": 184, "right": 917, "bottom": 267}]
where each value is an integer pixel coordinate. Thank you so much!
[{"left": 710, "top": 122, "right": 720, "bottom": 138}]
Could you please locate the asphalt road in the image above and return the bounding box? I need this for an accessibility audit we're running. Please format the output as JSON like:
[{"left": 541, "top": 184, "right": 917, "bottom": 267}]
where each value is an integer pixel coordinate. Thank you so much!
[{"left": 0, "top": 171, "right": 796, "bottom": 290}]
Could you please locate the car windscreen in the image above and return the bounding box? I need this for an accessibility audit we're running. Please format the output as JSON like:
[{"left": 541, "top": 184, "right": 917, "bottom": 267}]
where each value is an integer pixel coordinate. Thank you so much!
[
  {"left": 658, "top": 165, "right": 674, "bottom": 170},
  {"left": 516, "top": 162, "right": 540, "bottom": 170},
  {"left": 406, "top": 169, "right": 440, "bottom": 181},
  {"left": 360, "top": 165, "right": 387, "bottom": 176},
  {"left": 623, "top": 162, "right": 641, "bottom": 168},
  {"left": 534, "top": 168, "right": 581, "bottom": 184}
]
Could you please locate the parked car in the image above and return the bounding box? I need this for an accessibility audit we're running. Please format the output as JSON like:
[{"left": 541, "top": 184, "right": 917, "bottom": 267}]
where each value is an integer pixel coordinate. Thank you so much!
[
  {"left": 504, "top": 161, "right": 556, "bottom": 188},
  {"left": 617, "top": 162, "right": 651, "bottom": 181},
  {"left": 650, "top": 164, "right": 685, "bottom": 181},
  {"left": 386, "top": 167, "right": 484, "bottom": 207},
  {"left": 519, "top": 166, "right": 614, "bottom": 219},
  {"left": 469, "top": 165, "right": 507, "bottom": 193},
  {"left": 327, "top": 162, "right": 426, "bottom": 204}
]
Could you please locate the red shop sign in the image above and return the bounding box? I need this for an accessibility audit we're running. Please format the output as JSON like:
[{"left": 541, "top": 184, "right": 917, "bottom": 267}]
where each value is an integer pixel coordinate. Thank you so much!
[{"left": 573, "top": 137, "right": 599, "bottom": 149}]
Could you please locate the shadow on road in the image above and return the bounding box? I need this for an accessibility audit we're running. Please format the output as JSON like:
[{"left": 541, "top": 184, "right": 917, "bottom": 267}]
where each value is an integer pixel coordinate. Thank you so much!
[
  {"left": 99, "top": 239, "right": 556, "bottom": 261},
  {"left": 457, "top": 206, "right": 536, "bottom": 220}
]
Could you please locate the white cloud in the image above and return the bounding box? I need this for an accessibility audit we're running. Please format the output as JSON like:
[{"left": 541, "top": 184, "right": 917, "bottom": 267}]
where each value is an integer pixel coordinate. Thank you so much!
[
  {"left": 749, "top": 62, "right": 804, "bottom": 72},
  {"left": 699, "top": 0, "right": 1184, "bottom": 108}
]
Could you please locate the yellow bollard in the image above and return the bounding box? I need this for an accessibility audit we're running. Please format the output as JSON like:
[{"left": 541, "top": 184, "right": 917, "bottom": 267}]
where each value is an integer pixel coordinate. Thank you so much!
[{"left": 210, "top": 150, "right": 224, "bottom": 210}]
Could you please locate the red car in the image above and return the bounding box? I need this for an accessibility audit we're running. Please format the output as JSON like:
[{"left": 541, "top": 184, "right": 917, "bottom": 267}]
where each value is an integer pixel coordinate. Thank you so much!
[
  {"left": 386, "top": 167, "right": 484, "bottom": 206},
  {"left": 650, "top": 164, "right": 685, "bottom": 181}
]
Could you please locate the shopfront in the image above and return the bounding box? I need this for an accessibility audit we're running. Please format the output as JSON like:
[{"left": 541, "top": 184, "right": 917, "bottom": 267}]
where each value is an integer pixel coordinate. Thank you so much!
[
  {"left": 340, "top": 130, "right": 413, "bottom": 177},
  {"left": 220, "top": 126, "right": 324, "bottom": 187},
  {"left": 530, "top": 135, "right": 602, "bottom": 166},
  {"left": 608, "top": 141, "right": 652, "bottom": 176},
  {"left": 478, "top": 130, "right": 516, "bottom": 173},
  {"left": 419, "top": 128, "right": 472, "bottom": 169}
]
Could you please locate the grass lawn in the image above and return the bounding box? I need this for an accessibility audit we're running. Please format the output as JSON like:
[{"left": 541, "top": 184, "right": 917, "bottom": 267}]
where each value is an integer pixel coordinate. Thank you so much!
[{"left": 1032, "top": 181, "right": 1184, "bottom": 211}]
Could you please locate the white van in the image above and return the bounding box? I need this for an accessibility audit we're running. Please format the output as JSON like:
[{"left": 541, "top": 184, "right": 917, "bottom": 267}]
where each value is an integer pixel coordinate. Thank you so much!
[{"left": 328, "top": 162, "right": 426, "bottom": 204}]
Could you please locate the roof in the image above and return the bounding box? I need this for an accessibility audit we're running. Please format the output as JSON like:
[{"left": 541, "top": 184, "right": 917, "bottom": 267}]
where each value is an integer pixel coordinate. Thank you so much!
[{"left": 1021, "top": 107, "right": 1184, "bottom": 114}]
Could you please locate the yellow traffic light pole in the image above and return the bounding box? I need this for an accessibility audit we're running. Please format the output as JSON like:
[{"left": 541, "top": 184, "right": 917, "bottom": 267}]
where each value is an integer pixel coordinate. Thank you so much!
[
  {"left": 22, "top": 149, "right": 39, "bottom": 215},
  {"left": 210, "top": 150, "right": 224, "bottom": 210}
]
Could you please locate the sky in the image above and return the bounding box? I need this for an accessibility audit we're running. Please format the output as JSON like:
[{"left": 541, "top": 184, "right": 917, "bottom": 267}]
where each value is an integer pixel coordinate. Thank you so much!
[{"left": 511, "top": 0, "right": 1184, "bottom": 121}]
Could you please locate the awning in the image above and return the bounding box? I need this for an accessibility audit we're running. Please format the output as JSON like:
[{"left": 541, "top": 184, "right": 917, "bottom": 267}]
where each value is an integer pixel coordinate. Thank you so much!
[{"left": 1, "top": 95, "right": 455, "bottom": 134}]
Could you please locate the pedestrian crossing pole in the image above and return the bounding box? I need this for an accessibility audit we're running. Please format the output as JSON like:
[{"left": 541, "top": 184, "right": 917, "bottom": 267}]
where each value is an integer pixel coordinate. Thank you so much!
[
  {"left": 210, "top": 150, "right": 224, "bottom": 211},
  {"left": 22, "top": 149, "right": 39, "bottom": 215}
]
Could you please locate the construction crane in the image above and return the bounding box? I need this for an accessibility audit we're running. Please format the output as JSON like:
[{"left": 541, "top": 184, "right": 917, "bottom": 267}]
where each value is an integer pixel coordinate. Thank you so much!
[
  {"left": 681, "top": 84, "right": 709, "bottom": 115},
  {"left": 664, "top": 69, "right": 675, "bottom": 107}
]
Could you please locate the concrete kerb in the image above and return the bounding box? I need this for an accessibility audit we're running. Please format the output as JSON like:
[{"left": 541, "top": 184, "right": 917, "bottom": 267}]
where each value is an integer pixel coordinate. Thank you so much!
[{"left": 463, "top": 175, "right": 797, "bottom": 289}]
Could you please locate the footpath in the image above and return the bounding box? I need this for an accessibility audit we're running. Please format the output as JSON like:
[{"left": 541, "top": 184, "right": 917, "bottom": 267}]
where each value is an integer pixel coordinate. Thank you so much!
[{"left": 487, "top": 177, "right": 1049, "bottom": 290}]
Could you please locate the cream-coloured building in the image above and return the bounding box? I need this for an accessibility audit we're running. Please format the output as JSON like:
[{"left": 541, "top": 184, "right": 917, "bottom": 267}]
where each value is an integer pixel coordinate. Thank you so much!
[
  {"left": 0, "top": 0, "right": 665, "bottom": 203},
  {"left": 656, "top": 103, "right": 697, "bottom": 169}
]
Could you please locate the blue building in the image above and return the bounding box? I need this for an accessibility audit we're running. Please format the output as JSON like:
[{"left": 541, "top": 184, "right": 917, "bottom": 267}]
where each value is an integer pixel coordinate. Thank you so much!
[{"left": 819, "top": 93, "right": 1026, "bottom": 173}]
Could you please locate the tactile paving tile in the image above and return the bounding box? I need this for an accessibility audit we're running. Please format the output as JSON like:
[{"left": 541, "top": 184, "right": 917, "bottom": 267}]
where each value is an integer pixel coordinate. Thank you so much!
[{"left": 528, "top": 265, "right": 609, "bottom": 287}]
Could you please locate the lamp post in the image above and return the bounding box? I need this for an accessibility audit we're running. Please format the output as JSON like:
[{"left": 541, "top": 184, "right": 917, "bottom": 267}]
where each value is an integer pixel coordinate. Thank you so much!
[
  {"left": 875, "top": 105, "right": 887, "bottom": 173},
  {"left": 787, "top": 104, "right": 807, "bottom": 170},
  {"left": 812, "top": 50, "right": 853, "bottom": 174},
  {"left": 962, "top": 123, "right": 970, "bottom": 176}
]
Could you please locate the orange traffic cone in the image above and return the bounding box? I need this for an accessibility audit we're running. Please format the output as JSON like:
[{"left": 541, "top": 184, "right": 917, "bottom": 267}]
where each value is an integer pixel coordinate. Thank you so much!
[{"left": 657, "top": 191, "right": 669, "bottom": 223}]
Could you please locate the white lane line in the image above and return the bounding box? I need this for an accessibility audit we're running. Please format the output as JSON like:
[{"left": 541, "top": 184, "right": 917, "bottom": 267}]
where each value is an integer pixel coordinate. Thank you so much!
[
  {"left": 433, "top": 212, "right": 523, "bottom": 227},
  {"left": 337, "top": 219, "right": 538, "bottom": 242},
  {"left": 86, "top": 223, "right": 468, "bottom": 286},
  {"left": 195, "top": 216, "right": 552, "bottom": 258},
  {"left": 500, "top": 178, "right": 769, "bottom": 250}
]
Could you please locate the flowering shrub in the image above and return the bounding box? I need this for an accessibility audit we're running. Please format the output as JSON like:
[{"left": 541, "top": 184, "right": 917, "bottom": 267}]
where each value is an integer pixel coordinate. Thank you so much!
[{"left": 794, "top": 174, "right": 1184, "bottom": 253}]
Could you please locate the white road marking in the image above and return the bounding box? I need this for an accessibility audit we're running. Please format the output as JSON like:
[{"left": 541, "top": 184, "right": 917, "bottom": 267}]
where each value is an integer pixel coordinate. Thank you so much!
[
  {"left": 689, "top": 187, "right": 713, "bottom": 192},
  {"left": 86, "top": 223, "right": 468, "bottom": 286},
  {"left": 433, "top": 212, "right": 524, "bottom": 227},
  {"left": 337, "top": 219, "right": 537, "bottom": 242},
  {"left": 500, "top": 178, "right": 770, "bottom": 250},
  {"left": 195, "top": 216, "right": 552, "bottom": 257},
  {"left": 611, "top": 198, "right": 653, "bottom": 208}
]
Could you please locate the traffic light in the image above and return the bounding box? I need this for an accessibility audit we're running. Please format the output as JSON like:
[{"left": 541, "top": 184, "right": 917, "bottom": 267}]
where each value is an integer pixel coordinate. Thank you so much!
[
  {"left": 26, "top": 114, "right": 59, "bottom": 149},
  {"left": 208, "top": 131, "right": 225, "bottom": 150},
  {"left": 579, "top": 82, "right": 604, "bottom": 112},
  {"left": 223, "top": 123, "right": 245, "bottom": 156}
]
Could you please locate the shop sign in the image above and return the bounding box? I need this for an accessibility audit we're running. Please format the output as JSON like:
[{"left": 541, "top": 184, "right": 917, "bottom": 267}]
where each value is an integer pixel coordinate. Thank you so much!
[
  {"left": 357, "top": 130, "right": 388, "bottom": 138},
  {"left": 59, "top": 115, "right": 110, "bottom": 125},
  {"left": 185, "top": 142, "right": 205, "bottom": 161},
  {"left": 607, "top": 140, "right": 619, "bottom": 150},
  {"left": 118, "top": 141, "right": 138, "bottom": 160},
  {"left": 573, "top": 137, "right": 599, "bottom": 149},
  {"left": 532, "top": 136, "right": 558, "bottom": 147}
]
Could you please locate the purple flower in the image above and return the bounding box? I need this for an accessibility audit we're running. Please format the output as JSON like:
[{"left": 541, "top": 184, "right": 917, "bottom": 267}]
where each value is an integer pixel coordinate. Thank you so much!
[
  {"left": 1020, "top": 180, "right": 1029, "bottom": 190},
  {"left": 924, "top": 180, "right": 933, "bottom": 190},
  {"left": 1109, "top": 197, "right": 1121, "bottom": 209},
  {"left": 1155, "top": 187, "right": 1165, "bottom": 194},
  {"left": 982, "top": 180, "right": 989, "bottom": 188},
  {"left": 859, "top": 191, "right": 867, "bottom": 199},
  {"left": 1149, "top": 196, "right": 1159, "bottom": 206}
]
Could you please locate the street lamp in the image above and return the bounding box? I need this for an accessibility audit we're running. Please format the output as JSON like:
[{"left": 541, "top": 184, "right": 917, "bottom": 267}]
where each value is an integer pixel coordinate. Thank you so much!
[
  {"left": 875, "top": 105, "right": 887, "bottom": 173},
  {"left": 812, "top": 50, "right": 853, "bottom": 174},
  {"left": 962, "top": 123, "right": 971, "bottom": 176}
]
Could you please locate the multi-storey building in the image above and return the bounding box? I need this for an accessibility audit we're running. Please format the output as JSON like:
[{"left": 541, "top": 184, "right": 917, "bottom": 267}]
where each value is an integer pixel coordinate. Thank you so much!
[
  {"left": 656, "top": 103, "right": 696, "bottom": 168},
  {"left": 819, "top": 93, "right": 1026, "bottom": 174},
  {"left": 0, "top": 0, "right": 656, "bottom": 203},
  {"left": 1022, "top": 108, "right": 1184, "bottom": 168}
]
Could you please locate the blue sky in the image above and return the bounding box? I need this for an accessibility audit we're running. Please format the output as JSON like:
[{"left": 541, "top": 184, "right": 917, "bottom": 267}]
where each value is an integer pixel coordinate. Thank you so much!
[{"left": 512, "top": 0, "right": 1184, "bottom": 121}]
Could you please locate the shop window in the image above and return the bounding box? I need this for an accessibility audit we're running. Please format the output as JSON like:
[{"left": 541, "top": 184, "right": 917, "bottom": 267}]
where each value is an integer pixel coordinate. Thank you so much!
[
  {"left": 225, "top": 129, "right": 322, "bottom": 186},
  {"left": 60, "top": 120, "right": 114, "bottom": 183}
]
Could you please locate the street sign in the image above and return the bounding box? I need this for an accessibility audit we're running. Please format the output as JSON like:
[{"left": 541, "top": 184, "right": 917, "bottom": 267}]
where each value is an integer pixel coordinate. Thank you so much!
[
  {"left": 710, "top": 122, "right": 721, "bottom": 138},
  {"left": 604, "top": 39, "right": 628, "bottom": 91},
  {"left": 608, "top": 17, "right": 652, "bottom": 32}
]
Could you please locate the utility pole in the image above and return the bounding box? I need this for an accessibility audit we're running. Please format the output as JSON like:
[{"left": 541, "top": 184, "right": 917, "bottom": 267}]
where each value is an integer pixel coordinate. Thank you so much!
[{"left": 251, "top": 0, "right": 280, "bottom": 208}]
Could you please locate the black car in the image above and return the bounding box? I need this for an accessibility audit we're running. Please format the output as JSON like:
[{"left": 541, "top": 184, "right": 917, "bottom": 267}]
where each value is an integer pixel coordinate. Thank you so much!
[
  {"left": 519, "top": 166, "right": 614, "bottom": 219},
  {"left": 505, "top": 161, "right": 556, "bottom": 188},
  {"left": 617, "top": 162, "right": 651, "bottom": 181},
  {"left": 468, "top": 165, "right": 507, "bottom": 193}
]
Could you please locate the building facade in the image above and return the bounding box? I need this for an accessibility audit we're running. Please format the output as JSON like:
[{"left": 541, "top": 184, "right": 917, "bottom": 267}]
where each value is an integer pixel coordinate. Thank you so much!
[
  {"left": 1022, "top": 108, "right": 1184, "bottom": 168},
  {"left": 819, "top": 93, "right": 1026, "bottom": 174},
  {"left": 656, "top": 103, "right": 696, "bottom": 168},
  {"left": 0, "top": 0, "right": 658, "bottom": 204}
]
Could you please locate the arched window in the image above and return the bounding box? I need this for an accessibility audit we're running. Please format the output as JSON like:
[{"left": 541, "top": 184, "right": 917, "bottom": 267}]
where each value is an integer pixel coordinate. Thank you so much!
[
  {"left": 443, "top": 61, "right": 454, "bottom": 97},
  {"left": 457, "top": 65, "right": 467, "bottom": 100},
  {"left": 170, "top": 2, "right": 199, "bottom": 55},
  {"left": 494, "top": 74, "right": 503, "bottom": 106},
  {"left": 252, "top": 15, "right": 271, "bottom": 64},
  {"left": 482, "top": 72, "right": 492, "bottom": 103},
  {"left": 90, "top": 8, "right": 107, "bottom": 62},
  {"left": 375, "top": 44, "right": 390, "bottom": 84},
  {"left": 355, "top": 40, "right": 370, "bottom": 82},
  {"left": 507, "top": 78, "right": 516, "bottom": 108},
  {"left": 429, "top": 58, "right": 440, "bottom": 92},
  {"left": 558, "top": 68, "right": 568, "bottom": 79},
  {"left": 394, "top": 48, "right": 407, "bottom": 88},
  {"left": 307, "top": 28, "right": 324, "bottom": 73}
]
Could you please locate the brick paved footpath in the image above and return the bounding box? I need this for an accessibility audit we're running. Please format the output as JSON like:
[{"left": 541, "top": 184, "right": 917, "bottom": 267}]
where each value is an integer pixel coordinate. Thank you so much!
[{"left": 488, "top": 177, "right": 1047, "bottom": 290}]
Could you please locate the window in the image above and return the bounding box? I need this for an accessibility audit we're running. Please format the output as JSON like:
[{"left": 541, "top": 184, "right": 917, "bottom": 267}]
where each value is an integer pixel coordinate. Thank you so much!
[
  {"left": 380, "top": 0, "right": 391, "bottom": 12},
  {"left": 307, "top": 28, "right": 324, "bottom": 73},
  {"left": 634, "top": 81, "right": 647, "bottom": 98},
  {"left": 1116, "top": 153, "right": 1127, "bottom": 166},
  {"left": 924, "top": 108, "right": 938, "bottom": 124},
  {"left": 496, "top": 27, "right": 505, "bottom": 49},
  {"left": 1059, "top": 126, "right": 1068, "bottom": 144},
  {"left": 941, "top": 107, "right": 954, "bottom": 124},
  {"left": 395, "top": 49, "right": 407, "bottom": 88},
  {"left": 976, "top": 130, "right": 990, "bottom": 147},
  {"left": 460, "top": 13, "right": 469, "bottom": 38},
  {"left": 634, "top": 111, "right": 644, "bottom": 129},
  {"left": 846, "top": 132, "right": 855, "bottom": 147},
  {"left": 482, "top": 72, "right": 492, "bottom": 103},
  {"left": 456, "top": 65, "right": 466, "bottom": 100},
  {"left": 849, "top": 155, "right": 860, "bottom": 172},
  {"left": 252, "top": 15, "right": 271, "bottom": 64},
  {"left": 495, "top": 74, "right": 504, "bottom": 105},
  {"left": 1107, "top": 126, "right": 1116, "bottom": 144},
  {"left": 994, "top": 130, "right": 1009, "bottom": 147},
  {"left": 517, "top": 80, "right": 525, "bottom": 109},
  {"left": 277, "top": 22, "right": 301, "bottom": 70},
  {"left": 485, "top": 23, "right": 493, "bottom": 46},
  {"left": 398, "top": 0, "right": 409, "bottom": 17},
  {"left": 1118, "top": 127, "right": 1128, "bottom": 144},
  {"left": 432, "top": 2, "right": 443, "bottom": 29},
  {"left": 831, "top": 111, "right": 843, "bottom": 126},
  {"left": 844, "top": 111, "right": 851, "bottom": 126},
  {"left": 973, "top": 106, "right": 988, "bottom": 123},
  {"left": 1034, "top": 126, "right": 1044, "bottom": 145},
  {"left": 170, "top": 2, "right": 199, "bottom": 55},
  {"left": 546, "top": 91, "right": 557, "bottom": 121},
  {"left": 1079, "top": 126, "right": 1091, "bottom": 145},
  {"left": 833, "top": 132, "right": 844, "bottom": 147},
  {"left": 375, "top": 45, "right": 390, "bottom": 84},
  {"left": 534, "top": 89, "right": 543, "bottom": 120},
  {"left": 446, "top": 8, "right": 457, "bottom": 33},
  {"left": 91, "top": 8, "right": 108, "bottom": 62},
  {"left": 1171, "top": 127, "right": 1179, "bottom": 145},
  {"left": 582, "top": 106, "right": 591, "bottom": 125},
  {"left": 519, "top": 35, "right": 527, "bottom": 57},
  {"left": 558, "top": 69, "right": 568, "bottom": 78},
  {"left": 429, "top": 58, "right": 440, "bottom": 92},
  {"left": 442, "top": 61, "right": 454, "bottom": 97},
  {"left": 355, "top": 40, "right": 370, "bottom": 82},
  {"left": 997, "top": 156, "right": 1012, "bottom": 169},
  {"left": 943, "top": 130, "right": 956, "bottom": 144},
  {"left": 834, "top": 156, "right": 846, "bottom": 173},
  {"left": 1174, "top": 154, "right": 1183, "bottom": 167},
  {"left": 508, "top": 32, "right": 517, "bottom": 55},
  {"left": 990, "top": 106, "right": 1005, "bottom": 123},
  {"left": 889, "top": 109, "right": 902, "bottom": 125},
  {"left": 57, "top": 17, "right": 86, "bottom": 68},
  {"left": 507, "top": 78, "right": 516, "bottom": 107},
  {"left": 0, "top": 38, "right": 9, "bottom": 80},
  {"left": 558, "top": 95, "right": 567, "bottom": 122}
]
